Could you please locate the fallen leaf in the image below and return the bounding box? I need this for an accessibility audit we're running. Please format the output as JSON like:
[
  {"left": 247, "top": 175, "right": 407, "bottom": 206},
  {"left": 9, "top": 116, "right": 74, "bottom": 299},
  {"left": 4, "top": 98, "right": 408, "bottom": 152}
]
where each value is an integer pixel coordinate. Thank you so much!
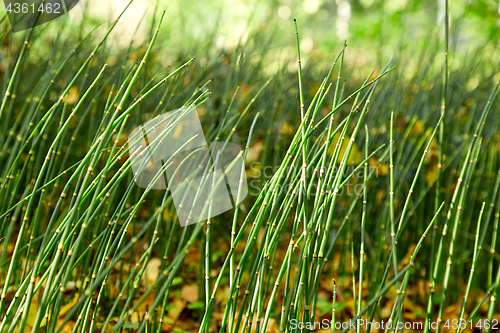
[
  {"left": 328, "top": 132, "right": 362, "bottom": 165},
  {"left": 66, "top": 87, "right": 79, "bottom": 105},
  {"left": 246, "top": 141, "right": 263, "bottom": 164},
  {"left": 181, "top": 285, "right": 199, "bottom": 303},
  {"left": 369, "top": 157, "right": 388, "bottom": 176},
  {"left": 424, "top": 138, "right": 439, "bottom": 163},
  {"left": 143, "top": 257, "right": 161, "bottom": 286},
  {"left": 425, "top": 164, "right": 439, "bottom": 186},
  {"left": 280, "top": 123, "right": 295, "bottom": 135},
  {"left": 167, "top": 299, "right": 187, "bottom": 322},
  {"left": 410, "top": 120, "right": 425, "bottom": 135}
]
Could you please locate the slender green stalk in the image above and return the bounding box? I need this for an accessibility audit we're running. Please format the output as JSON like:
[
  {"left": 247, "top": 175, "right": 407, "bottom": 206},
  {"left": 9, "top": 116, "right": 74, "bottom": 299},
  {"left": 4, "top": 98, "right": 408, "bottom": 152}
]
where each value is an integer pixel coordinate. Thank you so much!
[
  {"left": 357, "top": 125, "right": 369, "bottom": 333},
  {"left": 332, "top": 279, "right": 336, "bottom": 333},
  {"left": 457, "top": 202, "right": 484, "bottom": 333}
]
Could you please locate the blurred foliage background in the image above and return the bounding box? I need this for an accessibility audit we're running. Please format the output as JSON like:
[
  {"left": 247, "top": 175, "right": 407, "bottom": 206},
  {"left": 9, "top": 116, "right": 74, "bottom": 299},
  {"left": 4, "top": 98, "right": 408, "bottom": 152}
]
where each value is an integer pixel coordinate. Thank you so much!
[
  {"left": 84, "top": 0, "right": 500, "bottom": 61},
  {"left": 3, "top": 0, "right": 498, "bottom": 72},
  {"left": 0, "top": 0, "right": 500, "bottom": 331}
]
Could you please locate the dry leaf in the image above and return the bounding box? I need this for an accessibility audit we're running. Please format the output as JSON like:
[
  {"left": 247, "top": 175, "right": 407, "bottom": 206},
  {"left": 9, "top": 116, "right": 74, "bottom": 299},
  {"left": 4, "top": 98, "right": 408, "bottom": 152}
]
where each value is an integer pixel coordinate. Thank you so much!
[
  {"left": 400, "top": 244, "right": 416, "bottom": 267},
  {"left": 410, "top": 120, "right": 425, "bottom": 135},
  {"left": 424, "top": 139, "right": 439, "bottom": 163},
  {"left": 280, "top": 123, "right": 295, "bottom": 135},
  {"left": 426, "top": 164, "right": 439, "bottom": 186},
  {"left": 184, "top": 247, "right": 200, "bottom": 264},
  {"left": 328, "top": 132, "right": 362, "bottom": 165},
  {"left": 246, "top": 141, "right": 263, "bottom": 164},
  {"left": 143, "top": 257, "right": 161, "bottom": 286},
  {"left": 369, "top": 157, "right": 389, "bottom": 176},
  {"left": 66, "top": 87, "right": 79, "bottom": 105},
  {"left": 181, "top": 285, "right": 199, "bottom": 303},
  {"left": 167, "top": 298, "right": 187, "bottom": 322}
]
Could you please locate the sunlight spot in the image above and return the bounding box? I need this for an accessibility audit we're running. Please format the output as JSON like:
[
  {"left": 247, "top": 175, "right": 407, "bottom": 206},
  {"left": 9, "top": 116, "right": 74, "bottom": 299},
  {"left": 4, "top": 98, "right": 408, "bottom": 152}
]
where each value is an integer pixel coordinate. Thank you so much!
[{"left": 278, "top": 6, "right": 291, "bottom": 20}]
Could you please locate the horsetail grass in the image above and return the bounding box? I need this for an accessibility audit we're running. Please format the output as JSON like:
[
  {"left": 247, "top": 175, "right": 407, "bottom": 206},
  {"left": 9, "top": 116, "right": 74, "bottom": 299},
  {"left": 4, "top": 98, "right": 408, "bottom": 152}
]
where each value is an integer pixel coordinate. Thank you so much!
[
  {"left": 0, "top": 2, "right": 499, "bottom": 333},
  {"left": 456, "top": 202, "right": 484, "bottom": 333}
]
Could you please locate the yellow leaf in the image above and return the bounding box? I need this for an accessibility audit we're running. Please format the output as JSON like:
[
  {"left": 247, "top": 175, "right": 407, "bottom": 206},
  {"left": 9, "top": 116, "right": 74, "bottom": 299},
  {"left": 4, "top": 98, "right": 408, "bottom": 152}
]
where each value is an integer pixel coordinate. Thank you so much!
[
  {"left": 55, "top": 294, "right": 79, "bottom": 321},
  {"left": 426, "top": 164, "right": 439, "bottom": 186},
  {"left": 143, "top": 258, "right": 161, "bottom": 287},
  {"left": 167, "top": 298, "right": 186, "bottom": 322},
  {"left": 425, "top": 139, "right": 440, "bottom": 163},
  {"left": 400, "top": 244, "right": 416, "bottom": 267},
  {"left": 181, "top": 285, "right": 199, "bottom": 303},
  {"left": 280, "top": 123, "right": 295, "bottom": 135},
  {"left": 246, "top": 141, "right": 263, "bottom": 164},
  {"left": 66, "top": 87, "right": 79, "bottom": 105},
  {"left": 369, "top": 157, "right": 389, "bottom": 176},
  {"left": 309, "top": 84, "right": 320, "bottom": 97},
  {"left": 410, "top": 120, "right": 425, "bottom": 135},
  {"left": 327, "top": 132, "right": 361, "bottom": 165}
]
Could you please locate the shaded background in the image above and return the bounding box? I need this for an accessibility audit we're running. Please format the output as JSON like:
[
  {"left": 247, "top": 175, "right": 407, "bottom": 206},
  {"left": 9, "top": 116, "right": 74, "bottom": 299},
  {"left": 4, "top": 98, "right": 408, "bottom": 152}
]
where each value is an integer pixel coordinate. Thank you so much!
[{"left": 1, "top": 0, "right": 495, "bottom": 70}]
